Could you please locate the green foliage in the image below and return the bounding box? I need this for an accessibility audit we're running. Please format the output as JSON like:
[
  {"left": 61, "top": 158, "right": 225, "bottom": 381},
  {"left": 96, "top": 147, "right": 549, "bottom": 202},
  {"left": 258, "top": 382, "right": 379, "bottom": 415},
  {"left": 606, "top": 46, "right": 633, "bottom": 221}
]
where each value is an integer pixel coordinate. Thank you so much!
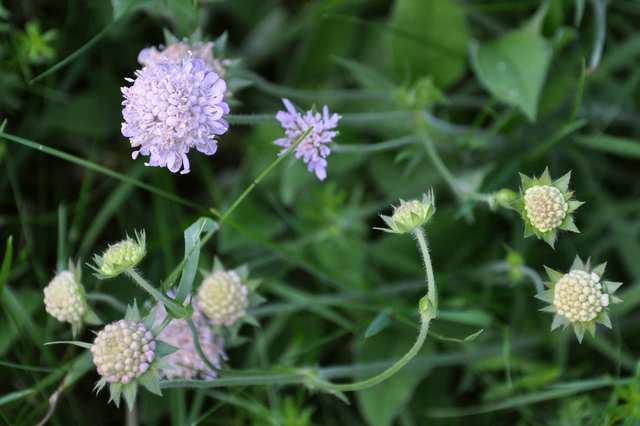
[
  {"left": 2, "top": 0, "right": 640, "bottom": 424},
  {"left": 389, "top": 0, "right": 468, "bottom": 87}
]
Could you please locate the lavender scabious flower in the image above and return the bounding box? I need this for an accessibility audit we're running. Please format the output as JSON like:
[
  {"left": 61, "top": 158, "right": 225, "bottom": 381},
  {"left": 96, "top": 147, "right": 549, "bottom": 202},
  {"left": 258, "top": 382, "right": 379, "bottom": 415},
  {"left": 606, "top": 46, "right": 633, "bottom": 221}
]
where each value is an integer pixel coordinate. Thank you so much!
[
  {"left": 121, "top": 57, "right": 229, "bottom": 174},
  {"left": 155, "top": 302, "right": 226, "bottom": 380},
  {"left": 138, "top": 41, "right": 227, "bottom": 79},
  {"left": 274, "top": 98, "right": 341, "bottom": 181}
]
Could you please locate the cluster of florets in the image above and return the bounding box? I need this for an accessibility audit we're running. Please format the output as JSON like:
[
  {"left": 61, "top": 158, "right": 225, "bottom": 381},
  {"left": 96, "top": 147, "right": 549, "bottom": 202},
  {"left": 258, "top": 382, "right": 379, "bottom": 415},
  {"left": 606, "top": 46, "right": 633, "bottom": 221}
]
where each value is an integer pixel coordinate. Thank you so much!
[
  {"left": 121, "top": 50, "right": 229, "bottom": 174},
  {"left": 274, "top": 98, "right": 341, "bottom": 181},
  {"left": 523, "top": 185, "right": 568, "bottom": 233},
  {"left": 536, "top": 257, "right": 622, "bottom": 342},
  {"left": 43, "top": 270, "right": 87, "bottom": 324},
  {"left": 156, "top": 303, "right": 226, "bottom": 380},
  {"left": 553, "top": 270, "right": 608, "bottom": 323},
  {"left": 197, "top": 270, "right": 249, "bottom": 326},
  {"left": 138, "top": 41, "right": 227, "bottom": 79},
  {"left": 513, "top": 169, "right": 583, "bottom": 247},
  {"left": 92, "top": 231, "right": 146, "bottom": 278},
  {"left": 91, "top": 320, "right": 155, "bottom": 384},
  {"left": 377, "top": 191, "right": 435, "bottom": 234}
]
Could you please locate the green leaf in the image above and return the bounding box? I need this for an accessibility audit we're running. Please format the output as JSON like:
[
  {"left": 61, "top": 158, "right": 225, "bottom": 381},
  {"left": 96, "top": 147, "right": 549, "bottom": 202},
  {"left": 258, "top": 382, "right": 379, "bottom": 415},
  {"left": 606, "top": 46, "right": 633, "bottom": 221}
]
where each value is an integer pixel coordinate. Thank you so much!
[
  {"left": 125, "top": 301, "right": 141, "bottom": 321},
  {"left": 0, "top": 236, "right": 13, "bottom": 297},
  {"left": 109, "top": 383, "right": 123, "bottom": 407},
  {"left": 156, "top": 340, "right": 179, "bottom": 359},
  {"left": 138, "top": 368, "right": 162, "bottom": 396},
  {"left": 356, "top": 326, "right": 431, "bottom": 426},
  {"left": 575, "top": 134, "right": 640, "bottom": 158},
  {"left": 174, "top": 217, "right": 218, "bottom": 302},
  {"left": 389, "top": 0, "right": 468, "bottom": 87},
  {"left": 122, "top": 382, "right": 138, "bottom": 411},
  {"left": 111, "top": 0, "right": 151, "bottom": 19},
  {"left": 470, "top": 20, "right": 551, "bottom": 121},
  {"left": 364, "top": 309, "right": 393, "bottom": 339},
  {"left": 44, "top": 340, "right": 93, "bottom": 349}
]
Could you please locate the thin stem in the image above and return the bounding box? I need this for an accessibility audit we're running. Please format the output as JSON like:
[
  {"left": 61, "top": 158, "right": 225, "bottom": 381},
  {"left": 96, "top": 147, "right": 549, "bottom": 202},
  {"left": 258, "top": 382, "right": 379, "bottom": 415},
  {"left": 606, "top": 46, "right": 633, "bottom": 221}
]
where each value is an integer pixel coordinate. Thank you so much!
[
  {"left": 414, "top": 227, "right": 437, "bottom": 312},
  {"left": 125, "top": 269, "right": 188, "bottom": 318},
  {"left": 219, "top": 127, "right": 312, "bottom": 224},
  {"left": 327, "top": 314, "right": 432, "bottom": 392},
  {"left": 417, "top": 121, "right": 494, "bottom": 207},
  {"left": 312, "top": 225, "right": 438, "bottom": 393}
]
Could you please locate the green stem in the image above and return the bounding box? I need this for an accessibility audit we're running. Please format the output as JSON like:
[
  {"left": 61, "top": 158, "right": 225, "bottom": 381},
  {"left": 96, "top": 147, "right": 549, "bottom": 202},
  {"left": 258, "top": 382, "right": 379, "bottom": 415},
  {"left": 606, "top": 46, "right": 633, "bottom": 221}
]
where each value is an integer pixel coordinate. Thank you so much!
[
  {"left": 327, "top": 314, "right": 432, "bottom": 392},
  {"left": 218, "top": 127, "right": 312, "bottom": 224},
  {"left": 316, "top": 225, "right": 438, "bottom": 392},
  {"left": 125, "top": 269, "right": 189, "bottom": 318},
  {"left": 414, "top": 227, "right": 437, "bottom": 313}
]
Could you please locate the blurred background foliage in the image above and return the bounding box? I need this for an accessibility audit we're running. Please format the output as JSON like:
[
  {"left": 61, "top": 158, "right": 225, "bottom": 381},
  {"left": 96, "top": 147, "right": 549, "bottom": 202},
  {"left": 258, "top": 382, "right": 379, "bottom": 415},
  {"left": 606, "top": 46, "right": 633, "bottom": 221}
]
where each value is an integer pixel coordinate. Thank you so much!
[{"left": 1, "top": 0, "right": 640, "bottom": 424}]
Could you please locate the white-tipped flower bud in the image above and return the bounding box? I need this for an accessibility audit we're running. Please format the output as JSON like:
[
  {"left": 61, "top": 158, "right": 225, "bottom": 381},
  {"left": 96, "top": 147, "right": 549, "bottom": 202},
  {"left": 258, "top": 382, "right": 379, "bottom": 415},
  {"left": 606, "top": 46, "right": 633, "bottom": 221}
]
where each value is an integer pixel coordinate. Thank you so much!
[
  {"left": 197, "top": 270, "right": 248, "bottom": 326},
  {"left": 43, "top": 271, "right": 87, "bottom": 324},
  {"left": 554, "top": 270, "right": 606, "bottom": 323},
  {"left": 523, "top": 185, "right": 568, "bottom": 233},
  {"left": 93, "top": 232, "right": 146, "bottom": 278},
  {"left": 91, "top": 320, "right": 155, "bottom": 384}
]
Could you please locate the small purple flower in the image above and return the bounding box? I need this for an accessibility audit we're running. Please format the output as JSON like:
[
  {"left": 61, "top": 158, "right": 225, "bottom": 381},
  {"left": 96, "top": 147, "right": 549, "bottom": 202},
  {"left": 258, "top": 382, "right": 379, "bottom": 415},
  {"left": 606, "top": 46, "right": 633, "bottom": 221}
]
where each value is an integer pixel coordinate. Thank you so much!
[
  {"left": 121, "top": 57, "right": 229, "bottom": 174},
  {"left": 274, "top": 99, "right": 341, "bottom": 181}
]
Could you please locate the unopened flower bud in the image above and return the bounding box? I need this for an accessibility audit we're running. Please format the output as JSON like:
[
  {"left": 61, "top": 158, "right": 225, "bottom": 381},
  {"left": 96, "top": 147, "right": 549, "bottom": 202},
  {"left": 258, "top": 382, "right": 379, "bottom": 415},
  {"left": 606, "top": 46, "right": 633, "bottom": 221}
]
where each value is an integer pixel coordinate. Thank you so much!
[
  {"left": 92, "top": 231, "right": 146, "bottom": 278},
  {"left": 43, "top": 271, "right": 87, "bottom": 324},
  {"left": 378, "top": 191, "right": 435, "bottom": 234},
  {"left": 197, "top": 270, "right": 248, "bottom": 326}
]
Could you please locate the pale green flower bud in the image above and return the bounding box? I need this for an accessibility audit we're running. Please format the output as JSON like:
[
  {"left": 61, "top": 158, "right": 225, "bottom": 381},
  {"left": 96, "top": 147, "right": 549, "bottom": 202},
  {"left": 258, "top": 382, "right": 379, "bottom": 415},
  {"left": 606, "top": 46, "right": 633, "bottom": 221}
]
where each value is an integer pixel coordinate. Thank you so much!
[
  {"left": 92, "top": 231, "right": 146, "bottom": 278},
  {"left": 378, "top": 191, "right": 435, "bottom": 234}
]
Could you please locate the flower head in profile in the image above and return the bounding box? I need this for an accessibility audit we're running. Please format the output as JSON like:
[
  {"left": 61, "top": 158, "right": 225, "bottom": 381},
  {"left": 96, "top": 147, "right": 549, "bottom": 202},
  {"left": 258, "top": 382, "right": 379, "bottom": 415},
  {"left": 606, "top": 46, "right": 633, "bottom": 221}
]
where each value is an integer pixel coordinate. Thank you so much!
[
  {"left": 377, "top": 191, "right": 436, "bottom": 234},
  {"left": 536, "top": 256, "right": 622, "bottom": 343},
  {"left": 274, "top": 98, "right": 341, "bottom": 181},
  {"left": 154, "top": 299, "right": 226, "bottom": 380},
  {"left": 121, "top": 55, "right": 229, "bottom": 174},
  {"left": 138, "top": 41, "right": 228, "bottom": 79},
  {"left": 512, "top": 168, "right": 583, "bottom": 248},
  {"left": 196, "top": 259, "right": 263, "bottom": 329},
  {"left": 91, "top": 231, "right": 146, "bottom": 279}
]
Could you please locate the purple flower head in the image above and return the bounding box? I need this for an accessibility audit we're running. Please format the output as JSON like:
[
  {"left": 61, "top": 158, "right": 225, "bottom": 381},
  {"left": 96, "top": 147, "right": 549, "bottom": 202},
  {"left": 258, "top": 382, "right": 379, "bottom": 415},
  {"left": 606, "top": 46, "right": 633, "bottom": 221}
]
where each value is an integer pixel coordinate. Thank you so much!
[
  {"left": 121, "top": 56, "right": 229, "bottom": 174},
  {"left": 274, "top": 99, "right": 341, "bottom": 181},
  {"left": 137, "top": 41, "right": 227, "bottom": 79},
  {"left": 154, "top": 299, "right": 226, "bottom": 380}
]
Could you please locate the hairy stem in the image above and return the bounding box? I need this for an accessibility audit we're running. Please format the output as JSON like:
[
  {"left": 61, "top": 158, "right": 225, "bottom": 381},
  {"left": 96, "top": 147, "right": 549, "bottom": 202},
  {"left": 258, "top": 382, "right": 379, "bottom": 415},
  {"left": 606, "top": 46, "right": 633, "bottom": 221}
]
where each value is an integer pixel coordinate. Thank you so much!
[{"left": 125, "top": 269, "right": 188, "bottom": 318}]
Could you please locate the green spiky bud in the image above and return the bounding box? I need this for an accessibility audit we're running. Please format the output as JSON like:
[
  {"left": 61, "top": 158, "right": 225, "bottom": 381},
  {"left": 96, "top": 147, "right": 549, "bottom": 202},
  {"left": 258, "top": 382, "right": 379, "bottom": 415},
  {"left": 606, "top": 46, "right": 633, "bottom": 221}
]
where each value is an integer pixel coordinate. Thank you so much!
[
  {"left": 91, "top": 231, "right": 146, "bottom": 278},
  {"left": 377, "top": 191, "right": 435, "bottom": 234}
]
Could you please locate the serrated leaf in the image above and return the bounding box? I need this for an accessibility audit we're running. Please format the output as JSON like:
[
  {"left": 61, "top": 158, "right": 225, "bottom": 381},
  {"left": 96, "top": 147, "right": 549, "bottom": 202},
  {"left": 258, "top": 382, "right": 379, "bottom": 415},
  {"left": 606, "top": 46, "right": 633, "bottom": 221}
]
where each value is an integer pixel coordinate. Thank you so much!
[
  {"left": 559, "top": 215, "right": 580, "bottom": 233},
  {"left": 534, "top": 289, "right": 553, "bottom": 303},
  {"left": 364, "top": 309, "right": 392, "bottom": 339},
  {"left": 605, "top": 281, "right": 623, "bottom": 293},
  {"left": 541, "top": 230, "right": 557, "bottom": 248},
  {"left": 592, "top": 262, "right": 607, "bottom": 277},
  {"left": 597, "top": 312, "right": 612, "bottom": 329},
  {"left": 551, "top": 314, "right": 565, "bottom": 330},
  {"left": 470, "top": 19, "right": 551, "bottom": 121},
  {"left": 83, "top": 309, "right": 102, "bottom": 326}
]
